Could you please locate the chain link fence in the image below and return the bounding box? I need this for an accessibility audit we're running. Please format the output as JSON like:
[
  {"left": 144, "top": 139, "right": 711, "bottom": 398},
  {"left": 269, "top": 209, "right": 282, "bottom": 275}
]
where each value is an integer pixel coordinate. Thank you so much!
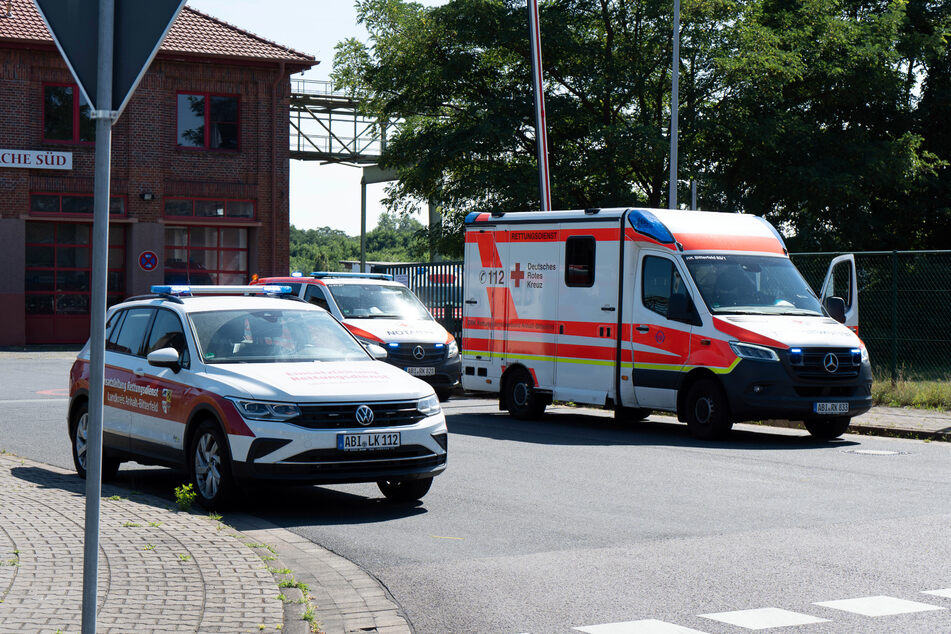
[{"left": 792, "top": 251, "right": 951, "bottom": 381}]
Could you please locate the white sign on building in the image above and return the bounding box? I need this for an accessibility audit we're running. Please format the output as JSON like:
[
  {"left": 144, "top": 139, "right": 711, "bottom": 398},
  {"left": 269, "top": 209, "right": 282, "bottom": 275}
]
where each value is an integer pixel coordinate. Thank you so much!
[{"left": 0, "top": 149, "right": 72, "bottom": 170}]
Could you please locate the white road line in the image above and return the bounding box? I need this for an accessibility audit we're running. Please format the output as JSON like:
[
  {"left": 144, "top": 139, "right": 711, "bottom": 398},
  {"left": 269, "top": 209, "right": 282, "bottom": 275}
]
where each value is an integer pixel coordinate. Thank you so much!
[
  {"left": 699, "top": 607, "right": 829, "bottom": 630},
  {"left": 574, "top": 620, "right": 709, "bottom": 634},
  {"left": 814, "top": 595, "right": 945, "bottom": 617},
  {"left": 922, "top": 589, "right": 951, "bottom": 599},
  {"left": 0, "top": 398, "right": 69, "bottom": 405}
]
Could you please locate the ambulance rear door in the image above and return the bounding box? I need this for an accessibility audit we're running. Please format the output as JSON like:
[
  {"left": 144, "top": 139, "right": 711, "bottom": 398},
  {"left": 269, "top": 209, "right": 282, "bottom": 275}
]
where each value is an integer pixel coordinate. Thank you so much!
[{"left": 462, "top": 226, "right": 508, "bottom": 391}]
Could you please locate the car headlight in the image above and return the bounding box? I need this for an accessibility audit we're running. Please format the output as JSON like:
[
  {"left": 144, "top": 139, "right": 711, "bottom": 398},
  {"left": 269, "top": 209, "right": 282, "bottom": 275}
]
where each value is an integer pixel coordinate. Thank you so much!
[
  {"left": 417, "top": 394, "right": 441, "bottom": 416},
  {"left": 446, "top": 339, "right": 458, "bottom": 358},
  {"left": 729, "top": 341, "right": 779, "bottom": 362},
  {"left": 229, "top": 398, "right": 300, "bottom": 421}
]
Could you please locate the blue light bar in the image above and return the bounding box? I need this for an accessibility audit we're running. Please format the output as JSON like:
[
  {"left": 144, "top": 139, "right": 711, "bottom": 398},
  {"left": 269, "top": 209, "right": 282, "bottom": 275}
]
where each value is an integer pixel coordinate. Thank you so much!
[
  {"left": 310, "top": 271, "right": 393, "bottom": 281},
  {"left": 150, "top": 285, "right": 294, "bottom": 296},
  {"left": 628, "top": 209, "right": 675, "bottom": 244},
  {"left": 291, "top": 271, "right": 303, "bottom": 277}
]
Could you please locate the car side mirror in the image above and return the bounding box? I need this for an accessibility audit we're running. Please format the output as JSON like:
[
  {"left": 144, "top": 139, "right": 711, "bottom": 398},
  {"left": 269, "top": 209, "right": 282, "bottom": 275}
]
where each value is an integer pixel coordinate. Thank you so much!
[
  {"left": 824, "top": 296, "right": 846, "bottom": 323},
  {"left": 668, "top": 293, "right": 701, "bottom": 326},
  {"left": 147, "top": 347, "right": 181, "bottom": 372},
  {"left": 365, "top": 343, "right": 388, "bottom": 361}
]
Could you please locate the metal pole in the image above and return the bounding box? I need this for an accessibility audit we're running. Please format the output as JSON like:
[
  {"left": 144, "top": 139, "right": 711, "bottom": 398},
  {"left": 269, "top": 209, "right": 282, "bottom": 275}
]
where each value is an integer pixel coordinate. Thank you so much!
[
  {"left": 691, "top": 179, "right": 697, "bottom": 210},
  {"left": 527, "top": 0, "right": 551, "bottom": 210},
  {"left": 668, "top": 0, "right": 680, "bottom": 209},
  {"left": 891, "top": 251, "right": 898, "bottom": 383},
  {"left": 83, "top": 1, "right": 114, "bottom": 631},
  {"left": 360, "top": 177, "right": 367, "bottom": 272}
]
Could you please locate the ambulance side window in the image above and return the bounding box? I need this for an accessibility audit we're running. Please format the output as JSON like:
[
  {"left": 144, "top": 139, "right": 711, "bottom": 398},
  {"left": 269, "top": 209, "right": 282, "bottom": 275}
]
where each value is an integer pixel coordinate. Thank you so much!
[
  {"left": 565, "top": 236, "right": 595, "bottom": 287},
  {"left": 304, "top": 285, "right": 330, "bottom": 311},
  {"left": 642, "top": 256, "right": 687, "bottom": 319}
]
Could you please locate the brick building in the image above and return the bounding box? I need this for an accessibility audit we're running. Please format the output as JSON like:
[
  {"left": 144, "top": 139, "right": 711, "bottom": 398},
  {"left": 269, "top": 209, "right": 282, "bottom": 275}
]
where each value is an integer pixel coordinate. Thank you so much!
[{"left": 0, "top": 1, "right": 315, "bottom": 345}]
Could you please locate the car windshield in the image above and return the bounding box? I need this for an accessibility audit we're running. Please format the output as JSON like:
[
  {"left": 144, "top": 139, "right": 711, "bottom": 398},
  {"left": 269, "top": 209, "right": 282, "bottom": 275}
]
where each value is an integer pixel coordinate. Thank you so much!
[
  {"left": 190, "top": 308, "right": 371, "bottom": 364},
  {"left": 326, "top": 283, "right": 433, "bottom": 320},
  {"left": 683, "top": 254, "right": 824, "bottom": 316}
]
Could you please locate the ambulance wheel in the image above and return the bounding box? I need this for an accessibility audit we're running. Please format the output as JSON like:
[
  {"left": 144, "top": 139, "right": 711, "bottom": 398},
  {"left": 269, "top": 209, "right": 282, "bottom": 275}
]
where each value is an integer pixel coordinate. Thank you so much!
[
  {"left": 804, "top": 417, "right": 851, "bottom": 440},
  {"left": 188, "top": 420, "right": 235, "bottom": 510},
  {"left": 685, "top": 379, "right": 732, "bottom": 440},
  {"left": 71, "top": 402, "right": 121, "bottom": 481},
  {"left": 504, "top": 368, "right": 546, "bottom": 420},
  {"left": 378, "top": 477, "right": 432, "bottom": 502}
]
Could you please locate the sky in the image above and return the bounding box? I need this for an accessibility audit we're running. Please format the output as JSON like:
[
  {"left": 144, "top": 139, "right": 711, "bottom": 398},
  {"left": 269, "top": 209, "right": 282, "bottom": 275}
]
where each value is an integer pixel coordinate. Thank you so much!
[{"left": 186, "top": 0, "right": 447, "bottom": 235}]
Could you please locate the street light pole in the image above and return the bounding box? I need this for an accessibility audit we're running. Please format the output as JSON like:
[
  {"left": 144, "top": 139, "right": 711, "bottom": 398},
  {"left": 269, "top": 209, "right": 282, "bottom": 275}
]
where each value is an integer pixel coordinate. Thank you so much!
[
  {"left": 668, "top": 0, "right": 680, "bottom": 209},
  {"left": 527, "top": 0, "right": 551, "bottom": 211}
]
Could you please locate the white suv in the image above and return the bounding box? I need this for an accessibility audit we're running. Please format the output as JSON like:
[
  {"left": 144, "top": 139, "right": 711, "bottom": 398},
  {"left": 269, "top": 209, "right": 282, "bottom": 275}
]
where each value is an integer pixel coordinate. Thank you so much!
[{"left": 67, "top": 285, "right": 448, "bottom": 508}]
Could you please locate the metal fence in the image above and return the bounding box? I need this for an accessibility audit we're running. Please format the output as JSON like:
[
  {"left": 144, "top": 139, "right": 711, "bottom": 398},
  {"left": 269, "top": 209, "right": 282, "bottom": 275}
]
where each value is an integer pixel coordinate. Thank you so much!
[
  {"left": 791, "top": 251, "right": 951, "bottom": 382},
  {"left": 380, "top": 252, "right": 951, "bottom": 382}
]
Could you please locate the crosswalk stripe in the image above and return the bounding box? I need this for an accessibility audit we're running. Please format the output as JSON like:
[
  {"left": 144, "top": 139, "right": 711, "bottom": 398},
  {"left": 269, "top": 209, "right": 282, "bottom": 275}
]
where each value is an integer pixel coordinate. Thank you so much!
[
  {"left": 814, "top": 595, "right": 945, "bottom": 617},
  {"left": 699, "top": 607, "right": 829, "bottom": 630},
  {"left": 922, "top": 588, "right": 951, "bottom": 599},
  {"left": 574, "top": 619, "right": 710, "bottom": 633}
]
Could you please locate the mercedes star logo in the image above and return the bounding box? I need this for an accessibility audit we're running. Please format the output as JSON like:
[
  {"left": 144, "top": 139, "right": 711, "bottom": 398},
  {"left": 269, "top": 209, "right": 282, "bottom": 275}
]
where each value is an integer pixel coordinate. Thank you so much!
[
  {"left": 355, "top": 404, "right": 374, "bottom": 426},
  {"left": 823, "top": 353, "right": 839, "bottom": 374},
  {"left": 413, "top": 345, "right": 426, "bottom": 360}
]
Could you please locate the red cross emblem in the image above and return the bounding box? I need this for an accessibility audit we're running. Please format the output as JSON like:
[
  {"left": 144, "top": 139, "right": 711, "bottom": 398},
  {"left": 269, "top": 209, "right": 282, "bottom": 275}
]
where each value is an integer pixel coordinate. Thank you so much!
[{"left": 511, "top": 262, "right": 526, "bottom": 287}]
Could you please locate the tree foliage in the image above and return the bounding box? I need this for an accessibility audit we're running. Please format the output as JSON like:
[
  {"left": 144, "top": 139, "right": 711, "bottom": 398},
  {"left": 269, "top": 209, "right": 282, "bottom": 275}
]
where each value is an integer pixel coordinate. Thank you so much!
[{"left": 334, "top": 0, "right": 949, "bottom": 253}]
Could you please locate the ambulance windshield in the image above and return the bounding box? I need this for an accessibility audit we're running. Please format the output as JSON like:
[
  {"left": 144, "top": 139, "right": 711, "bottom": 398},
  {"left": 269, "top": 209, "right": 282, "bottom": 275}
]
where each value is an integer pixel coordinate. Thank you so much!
[
  {"left": 683, "top": 255, "right": 824, "bottom": 316},
  {"left": 327, "top": 284, "right": 433, "bottom": 321}
]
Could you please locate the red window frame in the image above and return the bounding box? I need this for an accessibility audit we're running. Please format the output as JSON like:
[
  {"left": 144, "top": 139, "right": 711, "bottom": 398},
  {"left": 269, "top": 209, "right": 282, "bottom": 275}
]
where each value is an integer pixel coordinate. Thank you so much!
[
  {"left": 164, "top": 226, "right": 249, "bottom": 285},
  {"left": 29, "top": 192, "right": 127, "bottom": 217},
  {"left": 42, "top": 83, "right": 95, "bottom": 145},
  {"left": 175, "top": 92, "right": 240, "bottom": 151},
  {"left": 163, "top": 197, "right": 255, "bottom": 220}
]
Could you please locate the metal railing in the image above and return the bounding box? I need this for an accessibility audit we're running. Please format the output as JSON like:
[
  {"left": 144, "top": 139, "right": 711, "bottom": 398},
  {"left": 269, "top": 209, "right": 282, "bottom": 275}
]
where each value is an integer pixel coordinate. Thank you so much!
[{"left": 374, "top": 262, "right": 464, "bottom": 341}]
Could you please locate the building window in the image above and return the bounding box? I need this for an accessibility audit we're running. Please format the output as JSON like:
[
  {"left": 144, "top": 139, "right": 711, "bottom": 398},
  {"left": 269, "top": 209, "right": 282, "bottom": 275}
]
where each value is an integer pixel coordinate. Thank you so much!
[
  {"left": 177, "top": 93, "right": 239, "bottom": 149},
  {"left": 165, "top": 226, "right": 248, "bottom": 285},
  {"left": 24, "top": 222, "right": 125, "bottom": 316},
  {"left": 565, "top": 236, "right": 596, "bottom": 287},
  {"left": 31, "top": 193, "right": 126, "bottom": 216},
  {"left": 43, "top": 84, "right": 95, "bottom": 144},
  {"left": 164, "top": 198, "right": 254, "bottom": 219}
]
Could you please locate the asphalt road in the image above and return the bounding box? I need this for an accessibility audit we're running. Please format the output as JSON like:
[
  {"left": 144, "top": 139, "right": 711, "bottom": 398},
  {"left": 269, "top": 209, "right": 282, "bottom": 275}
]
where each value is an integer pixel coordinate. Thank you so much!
[{"left": 3, "top": 353, "right": 951, "bottom": 633}]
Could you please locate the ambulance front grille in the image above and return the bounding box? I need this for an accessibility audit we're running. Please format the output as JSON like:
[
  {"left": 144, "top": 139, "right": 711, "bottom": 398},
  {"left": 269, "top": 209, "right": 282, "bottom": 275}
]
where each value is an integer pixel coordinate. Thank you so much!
[
  {"left": 386, "top": 343, "right": 446, "bottom": 365},
  {"left": 289, "top": 400, "right": 424, "bottom": 429},
  {"left": 789, "top": 348, "right": 860, "bottom": 379}
]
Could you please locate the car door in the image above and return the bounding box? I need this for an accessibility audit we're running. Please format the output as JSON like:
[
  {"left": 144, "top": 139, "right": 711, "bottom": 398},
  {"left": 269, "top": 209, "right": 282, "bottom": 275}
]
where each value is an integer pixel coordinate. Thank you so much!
[
  {"left": 819, "top": 254, "right": 859, "bottom": 333},
  {"left": 103, "top": 307, "right": 155, "bottom": 454}
]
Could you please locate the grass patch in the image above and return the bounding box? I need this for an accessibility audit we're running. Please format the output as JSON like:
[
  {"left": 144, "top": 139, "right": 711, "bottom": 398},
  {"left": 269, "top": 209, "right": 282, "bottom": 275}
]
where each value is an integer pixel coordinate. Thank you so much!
[
  {"left": 873, "top": 379, "right": 951, "bottom": 410},
  {"left": 122, "top": 521, "right": 141, "bottom": 528}
]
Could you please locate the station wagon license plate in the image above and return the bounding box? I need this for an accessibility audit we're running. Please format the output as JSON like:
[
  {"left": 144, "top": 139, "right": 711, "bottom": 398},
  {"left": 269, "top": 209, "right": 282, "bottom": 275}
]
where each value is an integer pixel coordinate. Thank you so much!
[
  {"left": 337, "top": 432, "right": 401, "bottom": 451},
  {"left": 406, "top": 366, "right": 435, "bottom": 376},
  {"left": 814, "top": 402, "right": 849, "bottom": 415}
]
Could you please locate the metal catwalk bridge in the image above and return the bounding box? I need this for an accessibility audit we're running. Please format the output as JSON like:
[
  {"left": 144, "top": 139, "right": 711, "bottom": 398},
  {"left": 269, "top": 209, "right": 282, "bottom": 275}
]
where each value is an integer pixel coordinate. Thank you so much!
[{"left": 289, "top": 78, "right": 392, "bottom": 164}]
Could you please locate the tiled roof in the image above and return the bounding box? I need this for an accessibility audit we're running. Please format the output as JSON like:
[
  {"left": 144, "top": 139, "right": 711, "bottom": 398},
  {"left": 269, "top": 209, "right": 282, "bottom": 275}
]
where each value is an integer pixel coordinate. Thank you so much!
[{"left": 0, "top": 0, "right": 315, "bottom": 67}]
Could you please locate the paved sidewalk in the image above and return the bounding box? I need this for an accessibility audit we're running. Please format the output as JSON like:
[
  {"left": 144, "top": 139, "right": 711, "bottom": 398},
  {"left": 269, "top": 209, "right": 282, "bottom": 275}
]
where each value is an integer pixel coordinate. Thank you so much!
[{"left": 0, "top": 454, "right": 411, "bottom": 634}]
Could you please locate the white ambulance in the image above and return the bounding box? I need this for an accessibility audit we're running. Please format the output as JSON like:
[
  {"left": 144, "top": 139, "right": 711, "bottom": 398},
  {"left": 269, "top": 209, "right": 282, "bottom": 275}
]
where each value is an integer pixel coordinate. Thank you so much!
[{"left": 461, "top": 207, "right": 872, "bottom": 440}]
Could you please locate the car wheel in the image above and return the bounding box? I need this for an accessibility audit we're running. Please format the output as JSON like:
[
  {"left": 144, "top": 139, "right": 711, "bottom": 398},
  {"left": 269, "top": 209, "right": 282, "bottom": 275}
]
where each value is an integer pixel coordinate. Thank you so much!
[
  {"left": 804, "top": 417, "right": 851, "bottom": 440},
  {"left": 685, "top": 379, "right": 733, "bottom": 440},
  {"left": 189, "top": 421, "right": 235, "bottom": 509},
  {"left": 71, "top": 402, "right": 121, "bottom": 480},
  {"left": 503, "top": 368, "right": 546, "bottom": 420},
  {"left": 436, "top": 387, "right": 453, "bottom": 402},
  {"left": 377, "top": 477, "right": 433, "bottom": 502}
]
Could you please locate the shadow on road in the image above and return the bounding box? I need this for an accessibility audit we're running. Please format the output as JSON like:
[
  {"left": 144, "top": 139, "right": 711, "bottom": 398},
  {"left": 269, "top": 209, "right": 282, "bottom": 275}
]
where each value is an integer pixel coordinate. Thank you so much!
[{"left": 447, "top": 408, "right": 860, "bottom": 451}]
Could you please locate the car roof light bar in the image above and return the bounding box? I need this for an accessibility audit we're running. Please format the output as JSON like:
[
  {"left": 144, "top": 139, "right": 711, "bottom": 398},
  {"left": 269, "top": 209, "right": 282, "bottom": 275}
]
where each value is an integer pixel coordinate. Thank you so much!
[
  {"left": 309, "top": 272, "right": 394, "bottom": 281},
  {"left": 627, "top": 209, "right": 675, "bottom": 244},
  {"left": 150, "top": 285, "right": 294, "bottom": 296}
]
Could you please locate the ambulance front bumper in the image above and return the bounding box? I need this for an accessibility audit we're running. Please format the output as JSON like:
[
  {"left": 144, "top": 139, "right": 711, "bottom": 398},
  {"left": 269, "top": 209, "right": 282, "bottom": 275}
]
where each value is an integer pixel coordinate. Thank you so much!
[{"left": 720, "top": 358, "right": 873, "bottom": 423}]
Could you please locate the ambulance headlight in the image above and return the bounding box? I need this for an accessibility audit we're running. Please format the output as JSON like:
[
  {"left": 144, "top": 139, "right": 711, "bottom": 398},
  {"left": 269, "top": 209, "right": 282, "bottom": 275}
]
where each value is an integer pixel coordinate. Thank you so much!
[
  {"left": 417, "top": 394, "right": 441, "bottom": 416},
  {"left": 446, "top": 340, "right": 458, "bottom": 358},
  {"left": 229, "top": 398, "right": 300, "bottom": 421},
  {"left": 729, "top": 341, "right": 780, "bottom": 362}
]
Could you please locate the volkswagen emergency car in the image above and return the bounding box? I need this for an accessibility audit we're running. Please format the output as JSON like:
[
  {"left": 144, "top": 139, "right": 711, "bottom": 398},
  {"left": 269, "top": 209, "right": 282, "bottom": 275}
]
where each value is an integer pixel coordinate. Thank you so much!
[
  {"left": 67, "top": 285, "right": 448, "bottom": 508},
  {"left": 253, "top": 273, "right": 462, "bottom": 400}
]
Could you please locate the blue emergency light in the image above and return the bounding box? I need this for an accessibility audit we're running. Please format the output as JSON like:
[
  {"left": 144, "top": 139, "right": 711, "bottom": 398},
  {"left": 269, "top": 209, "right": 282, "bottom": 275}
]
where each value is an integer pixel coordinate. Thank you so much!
[
  {"left": 628, "top": 209, "right": 675, "bottom": 244},
  {"left": 150, "top": 285, "right": 294, "bottom": 296},
  {"left": 789, "top": 348, "right": 803, "bottom": 365}
]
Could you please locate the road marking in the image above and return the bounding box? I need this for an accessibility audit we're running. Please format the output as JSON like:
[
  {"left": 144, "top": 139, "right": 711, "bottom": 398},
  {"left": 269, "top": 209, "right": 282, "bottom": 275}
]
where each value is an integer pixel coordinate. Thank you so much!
[
  {"left": 36, "top": 388, "right": 68, "bottom": 396},
  {"left": 699, "top": 607, "right": 828, "bottom": 630},
  {"left": 575, "top": 620, "right": 709, "bottom": 633},
  {"left": 0, "top": 398, "right": 69, "bottom": 405},
  {"left": 430, "top": 535, "right": 464, "bottom": 540},
  {"left": 922, "top": 589, "right": 951, "bottom": 599},
  {"left": 814, "top": 595, "right": 945, "bottom": 616}
]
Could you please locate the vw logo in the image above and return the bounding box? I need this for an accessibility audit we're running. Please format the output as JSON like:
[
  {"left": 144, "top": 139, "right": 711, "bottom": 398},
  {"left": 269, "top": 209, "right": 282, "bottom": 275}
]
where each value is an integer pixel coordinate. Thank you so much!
[
  {"left": 413, "top": 345, "right": 426, "bottom": 360},
  {"left": 355, "top": 405, "right": 374, "bottom": 426},
  {"left": 823, "top": 353, "right": 839, "bottom": 374}
]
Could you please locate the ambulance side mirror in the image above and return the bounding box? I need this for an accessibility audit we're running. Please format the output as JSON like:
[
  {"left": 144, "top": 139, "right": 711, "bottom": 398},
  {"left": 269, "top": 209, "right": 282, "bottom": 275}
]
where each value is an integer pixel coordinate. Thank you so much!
[
  {"left": 668, "top": 293, "right": 702, "bottom": 327},
  {"left": 823, "top": 296, "right": 846, "bottom": 324}
]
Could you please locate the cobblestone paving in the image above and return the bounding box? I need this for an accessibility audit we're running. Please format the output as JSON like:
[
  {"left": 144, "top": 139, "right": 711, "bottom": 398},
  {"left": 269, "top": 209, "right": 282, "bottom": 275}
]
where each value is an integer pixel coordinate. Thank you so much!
[{"left": 0, "top": 455, "right": 283, "bottom": 633}]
